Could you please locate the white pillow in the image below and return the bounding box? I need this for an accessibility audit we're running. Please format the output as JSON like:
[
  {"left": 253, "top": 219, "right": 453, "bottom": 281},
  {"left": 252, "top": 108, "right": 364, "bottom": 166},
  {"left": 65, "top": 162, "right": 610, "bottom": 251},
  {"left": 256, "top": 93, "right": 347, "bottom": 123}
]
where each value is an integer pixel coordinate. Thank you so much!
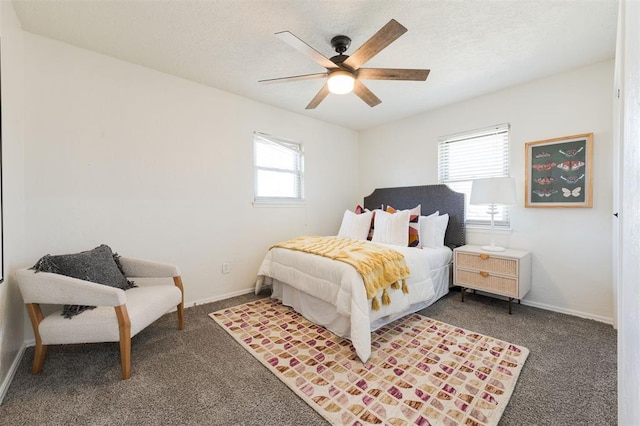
[
  {"left": 337, "top": 209, "right": 373, "bottom": 240},
  {"left": 434, "top": 214, "right": 449, "bottom": 247},
  {"left": 419, "top": 212, "right": 449, "bottom": 248},
  {"left": 372, "top": 209, "right": 410, "bottom": 246},
  {"left": 418, "top": 211, "right": 438, "bottom": 247}
]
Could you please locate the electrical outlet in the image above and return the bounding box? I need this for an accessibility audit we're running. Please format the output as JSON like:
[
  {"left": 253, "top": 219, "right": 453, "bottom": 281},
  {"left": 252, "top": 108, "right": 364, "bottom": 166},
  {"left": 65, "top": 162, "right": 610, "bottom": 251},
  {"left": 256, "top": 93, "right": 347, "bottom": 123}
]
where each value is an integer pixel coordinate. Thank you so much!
[{"left": 222, "top": 262, "right": 231, "bottom": 274}]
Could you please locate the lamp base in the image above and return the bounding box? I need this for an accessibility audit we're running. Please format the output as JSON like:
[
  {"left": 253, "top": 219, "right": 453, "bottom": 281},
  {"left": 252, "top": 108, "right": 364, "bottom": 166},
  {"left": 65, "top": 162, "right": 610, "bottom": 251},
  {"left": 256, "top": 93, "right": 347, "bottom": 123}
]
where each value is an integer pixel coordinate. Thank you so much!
[{"left": 481, "top": 245, "right": 506, "bottom": 252}]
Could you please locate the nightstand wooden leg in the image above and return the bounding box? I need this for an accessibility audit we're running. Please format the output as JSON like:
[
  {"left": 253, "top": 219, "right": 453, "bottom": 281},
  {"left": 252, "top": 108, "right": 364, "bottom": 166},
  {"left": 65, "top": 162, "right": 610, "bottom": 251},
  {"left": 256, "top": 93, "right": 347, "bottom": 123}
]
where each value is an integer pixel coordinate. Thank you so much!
[
  {"left": 508, "top": 298, "right": 513, "bottom": 315},
  {"left": 461, "top": 287, "right": 465, "bottom": 302}
]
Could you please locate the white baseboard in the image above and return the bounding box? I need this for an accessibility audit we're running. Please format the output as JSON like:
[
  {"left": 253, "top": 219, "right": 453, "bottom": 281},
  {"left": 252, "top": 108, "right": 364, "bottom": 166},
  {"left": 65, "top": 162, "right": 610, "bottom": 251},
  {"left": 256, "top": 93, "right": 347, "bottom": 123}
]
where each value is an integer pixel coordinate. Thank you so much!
[
  {"left": 0, "top": 343, "right": 26, "bottom": 405},
  {"left": 192, "top": 287, "right": 615, "bottom": 325},
  {"left": 186, "top": 287, "right": 255, "bottom": 309},
  {"left": 468, "top": 289, "right": 614, "bottom": 325},
  {"left": 520, "top": 299, "right": 613, "bottom": 325}
]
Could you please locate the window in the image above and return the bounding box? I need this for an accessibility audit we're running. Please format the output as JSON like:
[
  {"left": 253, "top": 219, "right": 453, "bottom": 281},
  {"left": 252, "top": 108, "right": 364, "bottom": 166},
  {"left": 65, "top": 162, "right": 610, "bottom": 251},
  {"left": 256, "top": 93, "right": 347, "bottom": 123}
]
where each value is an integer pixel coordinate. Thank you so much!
[
  {"left": 438, "top": 124, "right": 511, "bottom": 227},
  {"left": 253, "top": 132, "right": 304, "bottom": 203}
]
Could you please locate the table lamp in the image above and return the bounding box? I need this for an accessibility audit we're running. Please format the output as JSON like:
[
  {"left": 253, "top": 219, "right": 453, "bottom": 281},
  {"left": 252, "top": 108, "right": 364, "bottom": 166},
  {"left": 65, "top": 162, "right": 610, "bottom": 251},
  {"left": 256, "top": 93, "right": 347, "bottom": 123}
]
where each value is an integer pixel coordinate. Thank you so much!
[{"left": 470, "top": 177, "right": 517, "bottom": 252}]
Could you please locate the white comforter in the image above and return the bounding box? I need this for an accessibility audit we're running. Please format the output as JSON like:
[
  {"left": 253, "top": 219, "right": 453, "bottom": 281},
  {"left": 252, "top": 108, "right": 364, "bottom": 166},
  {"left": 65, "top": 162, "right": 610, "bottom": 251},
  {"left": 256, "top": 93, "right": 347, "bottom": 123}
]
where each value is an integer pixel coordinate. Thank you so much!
[{"left": 256, "top": 240, "right": 448, "bottom": 362}]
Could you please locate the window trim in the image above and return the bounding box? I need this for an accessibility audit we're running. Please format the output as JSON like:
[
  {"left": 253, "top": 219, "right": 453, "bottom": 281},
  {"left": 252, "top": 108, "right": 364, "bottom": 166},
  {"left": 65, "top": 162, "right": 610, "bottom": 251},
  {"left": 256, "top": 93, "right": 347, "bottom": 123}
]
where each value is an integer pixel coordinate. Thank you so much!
[{"left": 253, "top": 132, "right": 305, "bottom": 205}]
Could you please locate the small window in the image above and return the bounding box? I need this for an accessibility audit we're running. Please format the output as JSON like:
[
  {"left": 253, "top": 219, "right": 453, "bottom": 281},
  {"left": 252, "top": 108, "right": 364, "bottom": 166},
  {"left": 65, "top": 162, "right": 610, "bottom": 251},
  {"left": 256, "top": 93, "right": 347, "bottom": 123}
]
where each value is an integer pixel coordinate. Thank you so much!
[
  {"left": 254, "top": 132, "right": 304, "bottom": 203},
  {"left": 438, "top": 124, "right": 511, "bottom": 228}
]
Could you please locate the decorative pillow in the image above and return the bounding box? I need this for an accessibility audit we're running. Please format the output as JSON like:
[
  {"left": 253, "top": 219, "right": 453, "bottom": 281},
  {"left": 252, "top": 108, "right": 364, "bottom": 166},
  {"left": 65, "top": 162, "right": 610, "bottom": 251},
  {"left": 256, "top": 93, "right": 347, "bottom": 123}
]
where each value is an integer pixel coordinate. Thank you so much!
[
  {"left": 372, "top": 209, "right": 410, "bottom": 246},
  {"left": 386, "top": 204, "right": 421, "bottom": 247},
  {"left": 434, "top": 213, "right": 450, "bottom": 247},
  {"left": 31, "top": 244, "right": 136, "bottom": 318},
  {"left": 355, "top": 204, "right": 376, "bottom": 241},
  {"left": 337, "top": 209, "right": 374, "bottom": 240},
  {"left": 419, "top": 212, "right": 450, "bottom": 248},
  {"left": 354, "top": 204, "right": 367, "bottom": 214}
]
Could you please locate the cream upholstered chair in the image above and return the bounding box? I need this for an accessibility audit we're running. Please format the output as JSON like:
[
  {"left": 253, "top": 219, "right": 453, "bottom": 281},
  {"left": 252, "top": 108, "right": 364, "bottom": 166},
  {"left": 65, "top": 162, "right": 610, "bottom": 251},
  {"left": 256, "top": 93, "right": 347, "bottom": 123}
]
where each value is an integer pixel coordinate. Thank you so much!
[{"left": 16, "top": 256, "right": 184, "bottom": 380}]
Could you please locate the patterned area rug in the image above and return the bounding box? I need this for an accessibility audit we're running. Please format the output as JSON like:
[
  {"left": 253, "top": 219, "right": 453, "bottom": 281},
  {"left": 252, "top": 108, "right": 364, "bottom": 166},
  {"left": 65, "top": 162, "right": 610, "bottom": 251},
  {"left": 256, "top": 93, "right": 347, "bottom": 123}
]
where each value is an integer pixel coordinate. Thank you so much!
[{"left": 210, "top": 298, "right": 529, "bottom": 426}]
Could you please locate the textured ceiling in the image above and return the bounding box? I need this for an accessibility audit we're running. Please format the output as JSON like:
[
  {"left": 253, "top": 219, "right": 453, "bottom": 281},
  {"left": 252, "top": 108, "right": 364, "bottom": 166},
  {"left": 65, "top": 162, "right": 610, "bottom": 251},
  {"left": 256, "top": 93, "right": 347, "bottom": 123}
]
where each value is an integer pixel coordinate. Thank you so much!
[{"left": 12, "top": 0, "right": 619, "bottom": 131}]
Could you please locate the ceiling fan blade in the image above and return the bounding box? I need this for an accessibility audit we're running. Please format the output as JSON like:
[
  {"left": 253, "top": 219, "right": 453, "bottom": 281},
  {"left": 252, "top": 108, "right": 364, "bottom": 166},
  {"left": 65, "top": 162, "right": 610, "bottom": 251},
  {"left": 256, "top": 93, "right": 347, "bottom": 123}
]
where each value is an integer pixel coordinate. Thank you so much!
[
  {"left": 259, "top": 73, "right": 328, "bottom": 84},
  {"left": 343, "top": 19, "right": 407, "bottom": 70},
  {"left": 353, "top": 80, "right": 382, "bottom": 107},
  {"left": 357, "top": 68, "right": 430, "bottom": 81},
  {"left": 275, "top": 31, "right": 339, "bottom": 70},
  {"left": 305, "top": 83, "right": 330, "bottom": 109}
]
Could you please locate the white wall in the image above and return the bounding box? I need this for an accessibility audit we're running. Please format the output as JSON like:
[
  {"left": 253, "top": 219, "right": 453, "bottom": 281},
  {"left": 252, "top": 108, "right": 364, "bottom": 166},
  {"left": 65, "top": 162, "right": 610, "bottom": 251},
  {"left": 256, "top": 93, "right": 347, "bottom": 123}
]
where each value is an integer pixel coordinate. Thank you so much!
[
  {"left": 0, "top": 0, "right": 27, "bottom": 401},
  {"left": 359, "top": 60, "right": 614, "bottom": 322},
  {"left": 22, "top": 33, "right": 359, "bottom": 305}
]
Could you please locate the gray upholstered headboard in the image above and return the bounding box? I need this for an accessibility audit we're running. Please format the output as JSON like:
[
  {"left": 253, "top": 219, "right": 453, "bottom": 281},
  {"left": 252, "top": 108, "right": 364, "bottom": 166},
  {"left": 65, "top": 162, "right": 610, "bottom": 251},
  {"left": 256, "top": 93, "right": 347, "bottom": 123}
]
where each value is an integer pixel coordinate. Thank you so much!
[{"left": 363, "top": 184, "right": 465, "bottom": 248}]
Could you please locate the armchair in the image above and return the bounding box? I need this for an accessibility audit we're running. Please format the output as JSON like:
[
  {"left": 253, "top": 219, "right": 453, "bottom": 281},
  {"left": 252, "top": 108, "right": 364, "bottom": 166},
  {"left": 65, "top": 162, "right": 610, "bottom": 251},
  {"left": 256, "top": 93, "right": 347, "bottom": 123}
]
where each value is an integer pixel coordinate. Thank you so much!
[{"left": 16, "top": 256, "right": 184, "bottom": 380}]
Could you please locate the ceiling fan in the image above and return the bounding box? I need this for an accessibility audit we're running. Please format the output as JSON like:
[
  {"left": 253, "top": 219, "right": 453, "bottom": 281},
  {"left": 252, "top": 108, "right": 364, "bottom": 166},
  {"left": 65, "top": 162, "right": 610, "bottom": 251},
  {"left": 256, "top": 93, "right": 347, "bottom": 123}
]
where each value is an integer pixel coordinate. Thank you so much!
[{"left": 259, "top": 19, "right": 430, "bottom": 109}]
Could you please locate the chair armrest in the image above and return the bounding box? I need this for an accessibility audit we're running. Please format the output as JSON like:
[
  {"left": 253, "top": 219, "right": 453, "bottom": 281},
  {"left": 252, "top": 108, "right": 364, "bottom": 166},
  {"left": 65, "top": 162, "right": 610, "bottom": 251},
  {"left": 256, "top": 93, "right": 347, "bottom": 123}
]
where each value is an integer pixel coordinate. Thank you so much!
[
  {"left": 16, "top": 269, "right": 126, "bottom": 306},
  {"left": 117, "top": 256, "right": 180, "bottom": 278}
]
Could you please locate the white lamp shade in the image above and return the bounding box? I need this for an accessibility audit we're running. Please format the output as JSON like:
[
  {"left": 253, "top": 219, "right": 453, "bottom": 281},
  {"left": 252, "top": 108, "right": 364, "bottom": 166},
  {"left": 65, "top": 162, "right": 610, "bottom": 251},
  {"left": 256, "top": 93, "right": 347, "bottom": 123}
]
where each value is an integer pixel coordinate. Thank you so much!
[
  {"left": 470, "top": 177, "right": 517, "bottom": 205},
  {"left": 327, "top": 70, "right": 355, "bottom": 94}
]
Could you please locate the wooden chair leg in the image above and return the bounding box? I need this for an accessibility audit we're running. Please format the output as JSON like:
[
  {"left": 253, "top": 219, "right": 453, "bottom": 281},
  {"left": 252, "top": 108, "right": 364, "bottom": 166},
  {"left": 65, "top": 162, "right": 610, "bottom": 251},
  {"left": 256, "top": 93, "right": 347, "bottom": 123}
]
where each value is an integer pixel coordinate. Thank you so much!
[
  {"left": 173, "top": 276, "right": 185, "bottom": 330},
  {"left": 115, "top": 305, "right": 131, "bottom": 380},
  {"left": 32, "top": 343, "right": 48, "bottom": 375},
  {"left": 25, "top": 304, "right": 47, "bottom": 375}
]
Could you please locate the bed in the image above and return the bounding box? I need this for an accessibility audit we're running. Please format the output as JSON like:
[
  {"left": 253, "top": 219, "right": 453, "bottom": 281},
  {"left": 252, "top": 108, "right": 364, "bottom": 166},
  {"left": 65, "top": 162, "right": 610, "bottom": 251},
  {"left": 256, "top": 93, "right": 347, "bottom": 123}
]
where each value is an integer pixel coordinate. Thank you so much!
[{"left": 255, "top": 184, "right": 465, "bottom": 362}]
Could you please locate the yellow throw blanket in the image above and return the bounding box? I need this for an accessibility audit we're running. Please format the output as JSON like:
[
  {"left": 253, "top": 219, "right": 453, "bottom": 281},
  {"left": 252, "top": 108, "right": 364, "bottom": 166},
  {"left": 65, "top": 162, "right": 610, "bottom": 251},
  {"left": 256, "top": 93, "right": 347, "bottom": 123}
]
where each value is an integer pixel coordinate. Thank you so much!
[{"left": 271, "top": 236, "right": 410, "bottom": 311}]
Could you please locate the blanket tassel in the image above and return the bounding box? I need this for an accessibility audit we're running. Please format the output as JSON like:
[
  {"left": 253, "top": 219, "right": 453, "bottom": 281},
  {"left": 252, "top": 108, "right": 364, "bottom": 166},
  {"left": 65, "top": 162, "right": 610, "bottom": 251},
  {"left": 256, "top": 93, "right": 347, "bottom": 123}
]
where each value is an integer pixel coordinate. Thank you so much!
[
  {"left": 371, "top": 296, "right": 380, "bottom": 311},
  {"left": 402, "top": 280, "right": 409, "bottom": 294},
  {"left": 382, "top": 288, "right": 391, "bottom": 306},
  {"left": 391, "top": 282, "right": 400, "bottom": 290}
]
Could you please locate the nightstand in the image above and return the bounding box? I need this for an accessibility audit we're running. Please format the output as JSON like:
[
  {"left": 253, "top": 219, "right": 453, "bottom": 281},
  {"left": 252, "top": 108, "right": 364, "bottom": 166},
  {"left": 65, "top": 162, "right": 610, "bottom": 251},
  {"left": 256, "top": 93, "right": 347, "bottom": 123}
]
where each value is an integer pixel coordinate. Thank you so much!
[{"left": 453, "top": 245, "right": 531, "bottom": 314}]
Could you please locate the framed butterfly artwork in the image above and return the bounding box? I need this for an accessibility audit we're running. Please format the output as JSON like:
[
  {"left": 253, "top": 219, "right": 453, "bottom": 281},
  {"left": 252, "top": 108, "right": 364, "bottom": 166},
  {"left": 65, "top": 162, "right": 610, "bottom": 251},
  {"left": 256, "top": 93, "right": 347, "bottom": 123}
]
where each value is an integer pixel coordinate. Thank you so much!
[{"left": 525, "top": 133, "right": 593, "bottom": 208}]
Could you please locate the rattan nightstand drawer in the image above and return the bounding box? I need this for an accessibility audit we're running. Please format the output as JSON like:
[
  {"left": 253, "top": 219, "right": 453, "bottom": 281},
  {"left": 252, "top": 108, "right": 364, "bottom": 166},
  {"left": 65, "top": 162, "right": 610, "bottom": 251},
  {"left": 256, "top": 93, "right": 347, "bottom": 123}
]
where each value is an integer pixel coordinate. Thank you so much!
[
  {"left": 455, "top": 252, "right": 518, "bottom": 276},
  {"left": 455, "top": 269, "right": 518, "bottom": 297}
]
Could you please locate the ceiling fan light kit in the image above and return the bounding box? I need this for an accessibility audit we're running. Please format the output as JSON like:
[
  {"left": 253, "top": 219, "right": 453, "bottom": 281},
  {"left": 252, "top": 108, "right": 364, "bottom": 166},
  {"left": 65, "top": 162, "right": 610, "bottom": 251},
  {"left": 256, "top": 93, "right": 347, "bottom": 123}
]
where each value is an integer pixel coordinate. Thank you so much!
[
  {"left": 327, "top": 69, "right": 355, "bottom": 94},
  {"left": 260, "top": 19, "right": 430, "bottom": 109}
]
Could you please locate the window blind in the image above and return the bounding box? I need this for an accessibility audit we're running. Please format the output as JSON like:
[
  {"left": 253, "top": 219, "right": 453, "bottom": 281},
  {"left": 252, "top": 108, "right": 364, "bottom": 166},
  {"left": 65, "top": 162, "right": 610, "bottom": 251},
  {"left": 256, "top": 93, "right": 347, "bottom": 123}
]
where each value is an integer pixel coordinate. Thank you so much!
[
  {"left": 254, "top": 132, "right": 304, "bottom": 202},
  {"left": 438, "top": 124, "right": 511, "bottom": 227}
]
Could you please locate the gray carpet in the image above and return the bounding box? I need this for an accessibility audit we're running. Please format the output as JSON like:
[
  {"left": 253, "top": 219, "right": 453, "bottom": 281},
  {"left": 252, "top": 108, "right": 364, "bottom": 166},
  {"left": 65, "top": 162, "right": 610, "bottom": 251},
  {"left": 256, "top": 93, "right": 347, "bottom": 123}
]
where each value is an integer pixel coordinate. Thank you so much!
[{"left": 0, "top": 289, "right": 616, "bottom": 425}]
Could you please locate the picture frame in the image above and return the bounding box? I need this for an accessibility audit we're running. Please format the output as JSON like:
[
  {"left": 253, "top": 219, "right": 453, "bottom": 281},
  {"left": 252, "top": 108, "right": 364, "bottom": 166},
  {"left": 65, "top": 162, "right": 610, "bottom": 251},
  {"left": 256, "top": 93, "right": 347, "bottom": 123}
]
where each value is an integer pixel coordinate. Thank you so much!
[{"left": 525, "top": 133, "right": 593, "bottom": 208}]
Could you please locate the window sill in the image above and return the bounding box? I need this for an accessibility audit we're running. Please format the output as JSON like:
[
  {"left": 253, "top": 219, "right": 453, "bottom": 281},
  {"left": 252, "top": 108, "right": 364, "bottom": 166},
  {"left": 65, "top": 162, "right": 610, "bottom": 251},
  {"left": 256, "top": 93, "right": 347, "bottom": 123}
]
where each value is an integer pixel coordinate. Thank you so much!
[
  {"left": 465, "top": 224, "right": 513, "bottom": 234},
  {"left": 252, "top": 200, "right": 306, "bottom": 208}
]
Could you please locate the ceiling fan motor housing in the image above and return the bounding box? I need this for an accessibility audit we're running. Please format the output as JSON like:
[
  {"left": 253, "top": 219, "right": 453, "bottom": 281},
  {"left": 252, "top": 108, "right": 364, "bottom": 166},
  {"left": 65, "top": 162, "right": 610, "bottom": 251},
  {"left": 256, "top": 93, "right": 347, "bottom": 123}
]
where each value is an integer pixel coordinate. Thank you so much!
[
  {"left": 330, "top": 54, "right": 350, "bottom": 66},
  {"left": 331, "top": 35, "right": 351, "bottom": 54}
]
